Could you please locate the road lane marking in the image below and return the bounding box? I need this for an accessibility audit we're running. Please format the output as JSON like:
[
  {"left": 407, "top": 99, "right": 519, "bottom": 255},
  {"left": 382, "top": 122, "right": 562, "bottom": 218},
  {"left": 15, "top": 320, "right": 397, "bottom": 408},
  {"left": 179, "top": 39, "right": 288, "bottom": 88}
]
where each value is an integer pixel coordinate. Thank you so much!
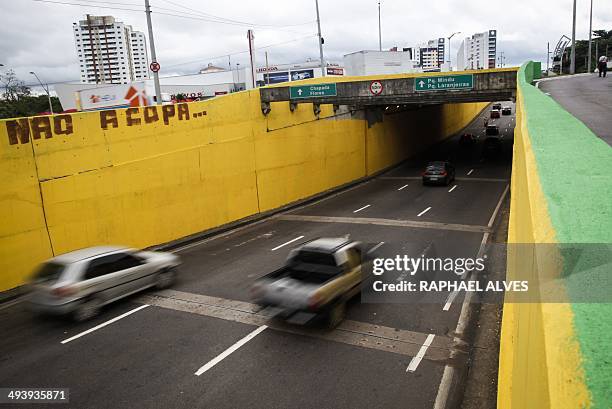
[
  {"left": 138, "top": 290, "right": 452, "bottom": 361},
  {"left": 417, "top": 207, "right": 431, "bottom": 217},
  {"left": 448, "top": 185, "right": 457, "bottom": 193},
  {"left": 382, "top": 176, "right": 508, "bottom": 183},
  {"left": 194, "top": 325, "right": 267, "bottom": 376},
  {"left": 60, "top": 304, "right": 149, "bottom": 344},
  {"left": 271, "top": 235, "right": 304, "bottom": 251},
  {"left": 367, "top": 241, "right": 385, "bottom": 254},
  {"left": 277, "top": 214, "right": 489, "bottom": 233},
  {"left": 443, "top": 291, "right": 458, "bottom": 311},
  {"left": 397, "top": 184, "right": 409, "bottom": 191},
  {"left": 467, "top": 169, "right": 474, "bottom": 176},
  {"left": 406, "top": 334, "right": 435, "bottom": 372},
  {"left": 353, "top": 204, "right": 371, "bottom": 213}
]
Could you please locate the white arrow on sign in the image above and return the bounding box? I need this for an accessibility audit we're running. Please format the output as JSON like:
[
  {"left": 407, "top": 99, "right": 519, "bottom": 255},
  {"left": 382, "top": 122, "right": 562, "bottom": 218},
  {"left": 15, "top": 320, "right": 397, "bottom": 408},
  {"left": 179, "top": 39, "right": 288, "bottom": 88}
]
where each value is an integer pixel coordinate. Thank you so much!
[
  {"left": 418, "top": 80, "right": 425, "bottom": 87},
  {"left": 297, "top": 89, "right": 303, "bottom": 95}
]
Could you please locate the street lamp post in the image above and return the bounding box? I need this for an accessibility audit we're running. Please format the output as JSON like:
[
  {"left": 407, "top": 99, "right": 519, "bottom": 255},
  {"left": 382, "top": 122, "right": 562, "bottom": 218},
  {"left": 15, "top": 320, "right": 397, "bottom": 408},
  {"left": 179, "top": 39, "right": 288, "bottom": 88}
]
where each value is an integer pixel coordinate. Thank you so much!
[
  {"left": 587, "top": 0, "right": 593, "bottom": 72},
  {"left": 315, "top": 0, "right": 325, "bottom": 76},
  {"left": 29, "top": 71, "right": 53, "bottom": 115},
  {"left": 378, "top": 1, "right": 382, "bottom": 52},
  {"left": 570, "top": 0, "right": 577, "bottom": 74},
  {"left": 447, "top": 32, "right": 461, "bottom": 71}
]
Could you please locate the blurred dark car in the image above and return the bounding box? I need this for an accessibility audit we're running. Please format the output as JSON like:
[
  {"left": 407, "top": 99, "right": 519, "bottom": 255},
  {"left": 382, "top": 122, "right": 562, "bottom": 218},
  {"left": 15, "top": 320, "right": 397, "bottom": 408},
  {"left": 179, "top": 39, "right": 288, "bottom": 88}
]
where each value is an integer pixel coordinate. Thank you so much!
[
  {"left": 502, "top": 106, "right": 512, "bottom": 115},
  {"left": 492, "top": 103, "right": 502, "bottom": 110},
  {"left": 459, "top": 133, "right": 477, "bottom": 146},
  {"left": 490, "top": 109, "right": 501, "bottom": 119},
  {"left": 422, "top": 161, "right": 455, "bottom": 186},
  {"left": 483, "top": 137, "right": 502, "bottom": 157},
  {"left": 486, "top": 124, "right": 500, "bottom": 136}
]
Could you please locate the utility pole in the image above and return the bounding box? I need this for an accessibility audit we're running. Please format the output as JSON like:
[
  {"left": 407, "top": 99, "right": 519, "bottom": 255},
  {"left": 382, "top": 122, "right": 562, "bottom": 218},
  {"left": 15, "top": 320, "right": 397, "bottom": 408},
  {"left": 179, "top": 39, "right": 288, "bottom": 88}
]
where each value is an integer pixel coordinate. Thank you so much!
[
  {"left": 588, "top": 0, "right": 593, "bottom": 72},
  {"left": 570, "top": 0, "right": 577, "bottom": 74},
  {"left": 265, "top": 51, "right": 270, "bottom": 86},
  {"left": 377, "top": 1, "right": 382, "bottom": 51},
  {"left": 145, "top": 0, "right": 162, "bottom": 105},
  {"left": 547, "top": 42, "right": 551, "bottom": 73},
  {"left": 315, "top": 0, "right": 325, "bottom": 76},
  {"left": 29, "top": 71, "right": 53, "bottom": 114}
]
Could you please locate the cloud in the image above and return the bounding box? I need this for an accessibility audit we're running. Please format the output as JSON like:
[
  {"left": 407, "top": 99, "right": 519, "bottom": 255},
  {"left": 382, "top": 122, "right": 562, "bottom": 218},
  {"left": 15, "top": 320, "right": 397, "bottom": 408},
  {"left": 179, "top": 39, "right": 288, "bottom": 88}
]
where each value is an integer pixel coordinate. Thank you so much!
[{"left": 0, "top": 0, "right": 611, "bottom": 86}]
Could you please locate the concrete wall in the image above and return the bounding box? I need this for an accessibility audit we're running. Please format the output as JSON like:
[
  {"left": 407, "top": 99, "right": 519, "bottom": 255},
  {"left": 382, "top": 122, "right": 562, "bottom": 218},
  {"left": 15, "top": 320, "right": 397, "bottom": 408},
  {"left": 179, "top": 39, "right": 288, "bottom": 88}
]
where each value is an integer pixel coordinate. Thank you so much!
[
  {"left": 498, "top": 62, "right": 611, "bottom": 408},
  {"left": 0, "top": 89, "right": 485, "bottom": 292}
]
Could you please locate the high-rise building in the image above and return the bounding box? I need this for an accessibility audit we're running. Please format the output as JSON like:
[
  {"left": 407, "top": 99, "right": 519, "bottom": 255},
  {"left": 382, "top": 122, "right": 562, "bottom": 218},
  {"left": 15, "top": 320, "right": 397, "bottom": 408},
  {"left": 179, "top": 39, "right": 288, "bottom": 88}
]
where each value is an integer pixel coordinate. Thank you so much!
[
  {"left": 456, "top": 30, "right": 497, "bottom": 71},
  {"left": 73, "top": 15, "right": 150, "bottom": 84},
  {"left": 414, "top": 38, "right": 446, "bottom": 71}
]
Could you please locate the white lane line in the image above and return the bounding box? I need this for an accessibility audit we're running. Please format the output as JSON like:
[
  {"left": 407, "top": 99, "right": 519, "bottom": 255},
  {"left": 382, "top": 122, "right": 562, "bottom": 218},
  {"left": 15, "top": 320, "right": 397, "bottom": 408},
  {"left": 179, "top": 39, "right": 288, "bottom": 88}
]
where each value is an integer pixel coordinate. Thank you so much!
[
  {"left": 195, "top": 325, "right": 268, "bottom": 376},
  {"left": 406, "top": 334, "right": 435, "bottom": 372},
  {"left": 397, "top": 184, "right": 409, "bottom": 191},
  {"left": 353, "top": 204, "right": 371, "bottom": 213},
  {"left": 367, "top": 241, "right": 385, "bottom": 254},
  {"left": 448, "top": 185, "right": 457, "bottom": 193},
  {"left": 417, "top": 207, "right": 431, "bottom": 217},
  {"left": 60, "top": 304, "right": 150, "bottom": 344},
  {"left": 271, "top": 235, "right": 304, "bottom": 251},
  {"left": 443, "top": 291, "right": 458, "bottom": 311},
  {"left": 467, "top": 169, "right": 474, "bottom": 176}
]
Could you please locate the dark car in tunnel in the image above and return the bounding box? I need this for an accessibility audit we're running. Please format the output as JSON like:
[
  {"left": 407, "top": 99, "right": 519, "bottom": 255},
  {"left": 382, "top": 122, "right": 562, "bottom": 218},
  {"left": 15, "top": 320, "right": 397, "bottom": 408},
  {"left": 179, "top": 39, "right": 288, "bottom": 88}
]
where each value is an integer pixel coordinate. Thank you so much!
[
  {"left": 486, "top": 125, "right": 500, "bottom": 136},
  {"left": 483, "top": 137, "right": 502, "bottom": 157},
  {"left": 422, "top": 161, "right": 455, "bottom": 186}
]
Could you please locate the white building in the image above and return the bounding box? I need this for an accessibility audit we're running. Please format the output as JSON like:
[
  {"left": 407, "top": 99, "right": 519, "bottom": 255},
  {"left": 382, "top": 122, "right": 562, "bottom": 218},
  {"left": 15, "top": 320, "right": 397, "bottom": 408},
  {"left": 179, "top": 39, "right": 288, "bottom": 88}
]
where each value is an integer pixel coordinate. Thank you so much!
[
  {"left": 456, "top": 30, "right": 497, "bottom": 71},
  {"left": 414, "top": 38, "right": 446, "bottom": 71},
  {"left": 343, "top": 50, "right": 419, "bottom": 76},
  {"left": 73, "top": 15, "right": 150, "bottom": 84}
]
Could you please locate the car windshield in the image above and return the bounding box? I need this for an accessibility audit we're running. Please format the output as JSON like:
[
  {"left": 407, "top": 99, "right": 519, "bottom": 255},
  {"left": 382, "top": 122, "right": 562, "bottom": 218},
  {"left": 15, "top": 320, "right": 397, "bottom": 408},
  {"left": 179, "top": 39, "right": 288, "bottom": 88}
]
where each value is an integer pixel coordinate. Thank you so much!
[
  {"left": 291, "top": 250, "right": 337, "bottom": 266},
  {"left": 34, "top": 262, "right": 66, "bottom": 282},
  {"left": 426, "top": 162, "right": 445, "bottom": 170}
]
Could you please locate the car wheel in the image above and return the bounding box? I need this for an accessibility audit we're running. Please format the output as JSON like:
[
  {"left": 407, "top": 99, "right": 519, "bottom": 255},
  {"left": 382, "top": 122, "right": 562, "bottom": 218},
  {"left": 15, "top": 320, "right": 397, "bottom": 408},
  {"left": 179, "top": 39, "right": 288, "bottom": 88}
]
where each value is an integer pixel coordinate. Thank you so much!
[
  {"left": 73, "top": 297, "right": 101, "bottom": 322},
  {"left": 156, "top": 268, "right": 177, "bottom": 289},
  {"left": 327, "top": 301, "right": 346, "bottom": 329}
]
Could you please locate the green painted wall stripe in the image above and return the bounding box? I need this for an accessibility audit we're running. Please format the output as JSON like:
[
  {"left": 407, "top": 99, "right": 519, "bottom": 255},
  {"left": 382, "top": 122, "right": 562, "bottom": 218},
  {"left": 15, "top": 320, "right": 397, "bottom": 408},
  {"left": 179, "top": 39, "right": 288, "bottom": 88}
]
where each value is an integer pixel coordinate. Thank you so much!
[{"left": 519, "top": 62, "right": 612, "bottom": 408}]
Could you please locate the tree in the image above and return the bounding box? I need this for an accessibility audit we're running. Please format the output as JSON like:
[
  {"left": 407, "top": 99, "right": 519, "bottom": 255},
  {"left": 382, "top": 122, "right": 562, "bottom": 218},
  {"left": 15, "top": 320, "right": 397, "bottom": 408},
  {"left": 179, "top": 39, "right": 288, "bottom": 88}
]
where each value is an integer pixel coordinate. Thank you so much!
[
  {"left": 0, "top": 69, "right": 31, "bottom": 101},
  {"left": 560, "top": 28, "right": 611, "bottom": 74}
]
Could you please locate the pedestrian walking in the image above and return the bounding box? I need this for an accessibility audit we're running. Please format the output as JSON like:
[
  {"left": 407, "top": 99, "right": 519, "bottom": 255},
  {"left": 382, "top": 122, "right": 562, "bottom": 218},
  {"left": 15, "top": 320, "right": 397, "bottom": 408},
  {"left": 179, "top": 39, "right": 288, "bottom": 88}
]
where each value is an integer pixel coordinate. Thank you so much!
[{"left": 598, "top": 55, "right": 608, "bottom": 78}]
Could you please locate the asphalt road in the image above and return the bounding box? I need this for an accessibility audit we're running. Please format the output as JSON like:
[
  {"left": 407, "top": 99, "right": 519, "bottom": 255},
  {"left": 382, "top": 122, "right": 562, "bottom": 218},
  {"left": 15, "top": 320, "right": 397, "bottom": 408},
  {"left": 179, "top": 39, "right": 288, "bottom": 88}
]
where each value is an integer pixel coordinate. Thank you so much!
[
  {"left": 539, "top": 74, "right": 612, "bottom": 146},
  {"left": 0, "top": 103, "right": 515, "bottom": 409}
]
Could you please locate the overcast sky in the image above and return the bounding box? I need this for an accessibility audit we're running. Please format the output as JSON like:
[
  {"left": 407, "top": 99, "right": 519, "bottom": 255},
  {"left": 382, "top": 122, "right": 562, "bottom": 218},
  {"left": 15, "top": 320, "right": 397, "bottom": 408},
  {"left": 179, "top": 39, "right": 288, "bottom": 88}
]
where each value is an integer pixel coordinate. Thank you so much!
[{"left": 1, "top": 0, "right": 611, "bottom": 89}]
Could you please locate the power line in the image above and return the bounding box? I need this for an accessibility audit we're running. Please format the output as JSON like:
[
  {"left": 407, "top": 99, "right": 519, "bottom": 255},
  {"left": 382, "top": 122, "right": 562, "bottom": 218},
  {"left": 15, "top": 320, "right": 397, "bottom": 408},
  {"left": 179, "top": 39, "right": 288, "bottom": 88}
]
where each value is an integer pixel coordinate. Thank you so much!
[
  {"left": 32, "top": 0, "right": 315, "bottom": 30},
  {"left": 163, "top": 34, "right": 317, "bottom": 69}
]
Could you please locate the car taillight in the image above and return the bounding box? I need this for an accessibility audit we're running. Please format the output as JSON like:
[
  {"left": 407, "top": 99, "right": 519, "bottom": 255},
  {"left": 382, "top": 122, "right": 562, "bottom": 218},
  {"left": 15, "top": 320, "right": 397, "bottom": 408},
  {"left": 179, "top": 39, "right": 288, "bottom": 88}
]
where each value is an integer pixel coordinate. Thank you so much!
[
  {"left": 440, "top": 171, "right": 447, "bottom": 176},
  {"left": 421, "top": 171, "right": 426, "bottom": 176},
  {"left": 51, "top": 285, "right": 77, "bottom": 298},
  {"left": 308, "top": 293, "right": 323, "bottom": 311}
]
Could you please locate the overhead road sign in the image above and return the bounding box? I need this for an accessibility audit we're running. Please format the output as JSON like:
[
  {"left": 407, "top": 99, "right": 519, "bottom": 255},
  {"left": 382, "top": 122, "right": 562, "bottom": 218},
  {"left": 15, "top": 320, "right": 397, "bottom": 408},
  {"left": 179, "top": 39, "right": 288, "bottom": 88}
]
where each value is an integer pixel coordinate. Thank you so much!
[
  {"left": 415, "top": 74, "right": 473, "bottom": 91},
  {"left": 290, "top": 83, "right": 337, "bottom": 99}
]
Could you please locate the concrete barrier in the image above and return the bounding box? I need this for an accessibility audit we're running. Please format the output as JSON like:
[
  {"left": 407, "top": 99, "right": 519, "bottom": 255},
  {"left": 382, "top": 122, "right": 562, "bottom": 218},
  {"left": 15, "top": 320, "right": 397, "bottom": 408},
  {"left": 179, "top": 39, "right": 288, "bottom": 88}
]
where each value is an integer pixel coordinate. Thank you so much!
[
  {"left": 0, "top": 88, "right": 486, "bottom": 292},
  {"left": 498, "top": 62, "right": 611, "bottom": 408}
]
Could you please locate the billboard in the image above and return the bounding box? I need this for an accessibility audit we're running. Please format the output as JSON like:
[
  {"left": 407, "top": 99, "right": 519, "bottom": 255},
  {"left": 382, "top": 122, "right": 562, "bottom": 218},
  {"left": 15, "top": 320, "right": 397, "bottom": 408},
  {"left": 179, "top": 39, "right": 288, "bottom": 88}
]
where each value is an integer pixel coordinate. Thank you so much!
[
  {"left": 290, "top": 69, "right": 314, "bottom": 81},
  {"left": 264, "top": 71, "right": 290, "bottom": 84},
  {"left": 327, "top": 67, "right": 344, "bottom": 76},
  {"left": 76, "top": 82, "right": 149, "bottom": 111}
]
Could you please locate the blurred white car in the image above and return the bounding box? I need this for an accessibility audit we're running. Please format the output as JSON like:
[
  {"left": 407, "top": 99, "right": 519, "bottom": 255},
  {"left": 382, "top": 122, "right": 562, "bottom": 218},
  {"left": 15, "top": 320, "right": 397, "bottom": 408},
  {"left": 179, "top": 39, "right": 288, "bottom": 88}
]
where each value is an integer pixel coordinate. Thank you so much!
[{"left": 27, "top": 246, "right": 180, "bottom": 321}]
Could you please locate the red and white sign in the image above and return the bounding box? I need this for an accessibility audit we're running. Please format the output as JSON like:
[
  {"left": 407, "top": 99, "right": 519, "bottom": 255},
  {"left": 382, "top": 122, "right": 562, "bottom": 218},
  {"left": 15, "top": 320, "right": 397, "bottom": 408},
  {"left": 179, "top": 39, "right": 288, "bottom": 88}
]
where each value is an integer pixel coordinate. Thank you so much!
[
  {"left": 370, "top": 80, "right": 384, "bottom": 95},
  {"left": 150, "top": 61, "right": 160, "bottom": 72}
]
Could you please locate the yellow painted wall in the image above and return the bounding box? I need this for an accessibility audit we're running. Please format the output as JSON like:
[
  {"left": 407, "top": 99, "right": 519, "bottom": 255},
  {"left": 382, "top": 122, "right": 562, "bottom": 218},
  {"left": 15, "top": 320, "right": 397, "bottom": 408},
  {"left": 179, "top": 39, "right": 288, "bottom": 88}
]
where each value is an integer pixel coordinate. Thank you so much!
[
  {"left": 0, "top": 90, "right": 486, "bottom": 291},
  {"left": 497, "top": 79, "right": 590, "bottom": 409}
]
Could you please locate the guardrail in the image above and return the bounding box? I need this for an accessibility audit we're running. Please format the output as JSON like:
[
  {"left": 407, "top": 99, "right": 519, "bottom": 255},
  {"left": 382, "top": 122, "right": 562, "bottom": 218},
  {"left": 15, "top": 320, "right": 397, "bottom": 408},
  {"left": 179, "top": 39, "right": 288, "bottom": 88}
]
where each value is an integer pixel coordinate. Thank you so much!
[{"left": 498, "top": 61, "right": 611, "bottom": 408}]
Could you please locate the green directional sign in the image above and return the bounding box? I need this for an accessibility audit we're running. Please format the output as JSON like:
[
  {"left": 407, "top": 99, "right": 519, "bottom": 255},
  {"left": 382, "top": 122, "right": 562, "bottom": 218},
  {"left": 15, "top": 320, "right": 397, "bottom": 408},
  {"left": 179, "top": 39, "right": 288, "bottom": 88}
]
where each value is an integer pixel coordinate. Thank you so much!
[
  {"left": 414, "top": 74, "right": 474, "bottom": 92},
  {"left": 290, "top": 83, "right": 337, "bottom": 99}
]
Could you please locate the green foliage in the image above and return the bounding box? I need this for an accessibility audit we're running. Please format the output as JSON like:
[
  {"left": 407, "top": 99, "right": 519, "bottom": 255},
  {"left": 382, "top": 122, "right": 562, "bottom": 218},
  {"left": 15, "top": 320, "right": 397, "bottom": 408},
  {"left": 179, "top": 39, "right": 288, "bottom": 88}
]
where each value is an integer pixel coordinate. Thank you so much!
[
  {"left": 0, "top": 95, "right": 63, "bottom": 119},
  {"left": 559, "top": 29, "right": 612, "bottom": 74}
]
